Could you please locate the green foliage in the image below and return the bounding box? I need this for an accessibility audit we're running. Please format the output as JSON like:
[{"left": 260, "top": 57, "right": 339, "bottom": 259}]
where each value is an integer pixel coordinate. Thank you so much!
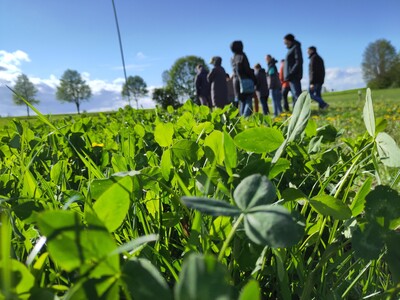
[
  {"left": 152, "top": 86, "right": 181, "bottom": 109},
  {"left": 56, "top": 69, "right": 92, "bottom": 114},
  {"left": 12, "top": 74, "right": 39, "bottom": 117},
  {"left": 362, "top": 39, "right": 399, "bottom": 89},
  {"left": 166, "top": 55, "right": 207, "bottom": 102},
  {"left": 1, "top": 88, "right": 400, "bottom": 299},
  {"left": 121, "top": 75, "right": 148, "bottom": 109},
  {"left": 174, "top": 254, "right": 231, "bottom": 300}
]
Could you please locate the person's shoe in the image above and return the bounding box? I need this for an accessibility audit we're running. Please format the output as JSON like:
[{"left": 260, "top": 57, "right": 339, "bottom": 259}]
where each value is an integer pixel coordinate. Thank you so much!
[{"left": 321, "top": 104, "right": 329, "bottom": 110}]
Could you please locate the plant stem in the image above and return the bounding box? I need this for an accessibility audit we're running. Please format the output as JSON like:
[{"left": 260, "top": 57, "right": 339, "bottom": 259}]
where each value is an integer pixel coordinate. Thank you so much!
[
  {"left": 218, "top": 214, "right": 244, "bottom": 262},
  {"left": 1, "top": 211, "right": 12, "bottom": 299}
]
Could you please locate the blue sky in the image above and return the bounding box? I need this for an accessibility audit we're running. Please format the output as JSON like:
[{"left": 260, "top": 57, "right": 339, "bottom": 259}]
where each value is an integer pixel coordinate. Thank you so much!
[{"left": 1, "top": 0, "right": 400, "bottom": 116}]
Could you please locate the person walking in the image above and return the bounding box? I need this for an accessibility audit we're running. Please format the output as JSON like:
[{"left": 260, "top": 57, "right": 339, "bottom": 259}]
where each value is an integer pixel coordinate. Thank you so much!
[
  {"left": 207, "top": 56, "right": 229, "bottom": 108},
  {"left": 266, "top": 55, "right": 282, "bottom": 117},
  {"left": 230, "top": 40, "right": 256, "bottom": 117},
  {"left": 279, "top": 59, "right": 290, "bottom": 112},
  {"left": 254, "top": 63, "right": 269, "bottom": 115},
  {"left": 195, "top": 64, "right": 212, "bottom": 107},
  {"left": 308, "top": 46, "right": 329, "bottom": 109},
  {"left": 283, "top": 33, "right": 303, "bottom": 107},
  {"left": 226, "top": 73, "right": 235, "bottom": 105}
]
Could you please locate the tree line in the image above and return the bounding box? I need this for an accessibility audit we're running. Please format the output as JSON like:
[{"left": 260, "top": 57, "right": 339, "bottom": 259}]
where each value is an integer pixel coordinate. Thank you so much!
[
  {"left": 11, "top": 39, "right": 398, "bottom": 116},
  {"left": 12, "top": 70, "right": 149, "bottom": 116}
]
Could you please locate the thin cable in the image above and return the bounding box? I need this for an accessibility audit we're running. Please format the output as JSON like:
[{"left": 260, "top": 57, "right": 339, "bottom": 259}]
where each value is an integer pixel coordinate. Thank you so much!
[{"left": 111, "top": 0, "right": 130, "bottom": 103}]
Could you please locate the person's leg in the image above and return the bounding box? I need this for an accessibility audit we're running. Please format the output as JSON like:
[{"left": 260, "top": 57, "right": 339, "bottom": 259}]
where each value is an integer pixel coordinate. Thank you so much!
[
  {"left": 271, "top": 89, "right": 281, "bottom": 117},
  {"left": 274, "top": 89, "right": 282, "bottom": 116},
  {"left": 243, "top": 95, "right": 253, "bottom": 117},
  {"left": 259, "top": 96, "right": 269, "bottom": 115},
  {"left": 253, "top": 93, "right": 259, "bottom": 113},
  {"left": 282, "top": 86, "right": 290, "bottom": 111},
  {"left": 276, "top": 89, "right": 282, "bottom": 115},
  {"left": 289, "top": 80, "right": 302, "bottom": 107},
  {"left": 198, "top": 96, "right": 207, "bottom": 106},
  {"left": 310, "top": 84, "right": 328, "bottom": 108}
]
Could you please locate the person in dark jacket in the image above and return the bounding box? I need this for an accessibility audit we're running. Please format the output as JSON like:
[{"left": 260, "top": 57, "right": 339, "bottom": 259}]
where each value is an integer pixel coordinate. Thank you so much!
[
  {"left": 266, "top": 55, "right": 282, "bottom": 117},
  {"left": 230, "top": 40, "right": 256, "bottom": 117},
  {"left": 308, "top": 46, "right": 329, "bottom": 109},
  {"left": 254, "top": 63, "right": 269, "bottom": 115},
  {"left": 283, "top": 33, "right": 303, "bottom": 107},
  {"left": 207, "top": 56, "right": 228, "bottom": 108},
  {"left": 195, "top": 64, "right": 212, "bottom": 107}
]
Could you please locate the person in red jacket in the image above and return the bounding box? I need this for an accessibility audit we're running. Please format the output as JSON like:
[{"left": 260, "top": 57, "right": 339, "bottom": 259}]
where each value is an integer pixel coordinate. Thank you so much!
[{"left": 279, "top": 59, "right": 290, "bottom": 112}]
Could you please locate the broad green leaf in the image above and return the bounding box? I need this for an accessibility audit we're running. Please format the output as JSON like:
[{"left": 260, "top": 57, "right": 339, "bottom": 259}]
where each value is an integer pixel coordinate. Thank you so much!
[
  {"left": 64, "top": 276, "right": 119, "bottom": 300},
  {"left": 0, "top": 259, "right": 35, "bottom": 300},
  {"left": 154, "top": 122, "right": 174, "bottom": 147},
  {"left": 281, "top": 188, "right": 308, "bottom": 202},
  {"left": 363, "top": 88, "right": 375, "bottom": 137},
  {"left": 386, "top": 233, "right": 400, "bottom": 284},
  {"left": 316, "top": 124, "right": 338, "bottom": 143},
  {"left": 193, "top": 121, "right": 214, "bottom": 135},
  {"left": 350, "top": 177, "right": 372, "bottom": 216},
  {"left": 171, "top": 139, "right": 199, "bottom": 162},
  {"left": 352, "top": 221, "right": 384, "bottom": 260},
  {"left": 91, "top": 176, "right": 132, "bottom": 232},
  {"left": 268, "top": 158, "right": 290, "bottom": 179},
  {"left": 22, "top": 169, "right": 42, "bottom": 198},
  {"left": 305, "top": 117, "right": 317, "bottom": 137},
  {"left": 223, "top": 130, "right": 237, "bottom": 170},
  {"left": 375, "top": 117, "right": 388, "bottom": 134},
  {"left": 238, "top": 280, "right": 261, "bottom": 300},
  {"left": 309, "top": 195, "right": 352, "bottom": 220},
  {"left": 244, "top": 205, "right": 304, "bottom": 247},
  {"left": 50, "top": 160, "right": 67, "bottom": 184},
  {"left": 234, "top": 127, "right": 284, "bottom": 154},
  {"left": 376, "top": 132, "right": 400, "bottom": 167},
  {"left": 286, "top": 91, "right": 311, "bottom": 142},
  {"left": 233, "top": 174, "right": 276, "bottom": 211},
  {"left": 204, "top": 130, "right": 225, "bottom": 165},
  {"left": 174, "top": 253, "right": 231, "bottom": 300},
  {"left": 160, "top": 149, "right": 172, "bottom": 180},
  {"left": 122, "top": 258, "right": 172, "bottom": 300},
  {"left": 37, "top": 210, "right": 118, "bottom": 273},
  {"left": 181, "top": 197, "right": 241, "bottom": 217},
  {"left": 364, "top": 185, "right": 400, "bottom": 228},
  {"left": 134, "top": 123, "right": 145, "bottom": 138}
]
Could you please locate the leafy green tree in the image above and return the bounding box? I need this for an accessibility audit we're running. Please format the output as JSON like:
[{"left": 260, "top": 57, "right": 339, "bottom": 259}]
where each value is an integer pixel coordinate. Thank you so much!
[
  {"left": 152, "top": 86, "right": 180, "bottom": 109},
  {"left": 12, "top": 74, "right": 39, "bottom": 117},
  {"left": 162, "top": 70, "right": 170, "bottom": 85},
  {"left": 362, "top": 39, "right": 398, "bottom": 89},
  {"left": 167, "top": 56, "right": 207, "bottom": 102},
  {"left": 121, "top": 75, "right": 148, "bottom": 109},
  {"left": 388, "top": 53, "right": 400, "bottom": 88},
  {"left": 56, "top": 69, "right": 91, "bottom": 114}
]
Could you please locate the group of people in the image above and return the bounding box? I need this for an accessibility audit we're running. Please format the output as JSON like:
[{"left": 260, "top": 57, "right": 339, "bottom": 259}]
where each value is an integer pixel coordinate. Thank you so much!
[{"left": 195, "top": 33, "right": 329, "bottom": 117}]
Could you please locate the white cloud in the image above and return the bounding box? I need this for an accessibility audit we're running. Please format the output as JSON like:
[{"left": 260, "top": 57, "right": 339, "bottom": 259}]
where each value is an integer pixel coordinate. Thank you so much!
[
  {"left": 136, "top": 52, "right": 147, "bottom": 60},
  {"left": 0, "top": 50, "right": 31, "bottom": 84},
  {"left": 324, "top": 67, "right": 365, "bottom": 91},
  {"left": 0, "top": 50, "right": 30, "bottom": 66}
]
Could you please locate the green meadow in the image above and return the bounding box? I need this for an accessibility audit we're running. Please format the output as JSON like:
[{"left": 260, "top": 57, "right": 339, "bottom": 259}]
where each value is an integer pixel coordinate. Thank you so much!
[{"left": 0, "top": 89, "right": 400, "bottom": 299}]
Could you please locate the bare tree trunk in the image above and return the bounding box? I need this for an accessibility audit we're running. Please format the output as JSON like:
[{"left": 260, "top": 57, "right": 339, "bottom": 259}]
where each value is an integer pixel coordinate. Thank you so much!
[
  {"left": 76, "top": 101, "right": 80, "bottom": 114},
  {"left": 26, "top": 104, "right": 30, "bottom": 117}
]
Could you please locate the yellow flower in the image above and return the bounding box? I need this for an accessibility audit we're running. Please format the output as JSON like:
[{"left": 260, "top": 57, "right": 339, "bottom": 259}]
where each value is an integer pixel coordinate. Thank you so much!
[{"left": 92, "top": 142, "right": 104, "bottom": 147}]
